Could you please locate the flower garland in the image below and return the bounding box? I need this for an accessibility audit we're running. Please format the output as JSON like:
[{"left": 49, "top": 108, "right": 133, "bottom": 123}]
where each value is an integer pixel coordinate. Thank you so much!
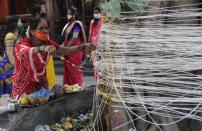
[{"left": 29, "top": 48, "right": 50, "bottom": 81}]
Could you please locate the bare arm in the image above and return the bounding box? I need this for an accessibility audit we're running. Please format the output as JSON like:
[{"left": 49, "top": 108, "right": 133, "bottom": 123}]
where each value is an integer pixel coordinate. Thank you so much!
[
  {"left": 57, "top": 43, "right": 96, "bottom": 56},
  {"left": 66, "top": 39, "right": 75, "bottom": 47},
  {"left": 88, "top": 20, "right": 93, "bottom": 42},
  {"left": 57, "top": 45, "right": 82, "bottom": 56},
  {"left": 32, "top": 46, "right": 45, "bottom": 53},
  {"left": 6, "top": 46, "right": 14, "bottom": 65},
  {"left": 4, "top": 33, "right": 16, "bottom": 64},
  {"left": 5, "top": 39, "right": 15, "bottom": 64},
  {"left": 45, "top": 39, "right": 96, "bottom": 56},
  {"left": 32, "top": 46, "right": 56, "bottom": 53}
]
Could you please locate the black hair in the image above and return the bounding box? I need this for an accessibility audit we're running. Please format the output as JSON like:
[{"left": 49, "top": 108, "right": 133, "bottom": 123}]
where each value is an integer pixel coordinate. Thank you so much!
[
  {"left": 94, "top": 7, "right": 101, "bottom": 13},
  {"left": 29, "top": 17, "right": 47, "bottom": 37},
  {"left": 68, "top": 6, "right": 78, "bottom": 16},
  {"left": 0, "top": 33, "right": 5, "bottom": 56},
  {"left": 93, "top": 7, "right": 101, "bottom": 26},
  {"left": 30, "top": 5, "right": 41, "bottom": 17},
  {"left": 6, "top": 15, "right": 20, "bottom": 33},
  {"left": 30, "top": 17, "right": 47, "bottom": 30},
  {"left": 2, "top": 16, "right": 20, "bottom": 55},
  {"left": 40, "top": 13, "right": 46, "bottom": 18},
  {"left": 30, "top": 17, "right": 41, "bottom": 31},
  {"left": 29, "top": 17, "right": 41, "bottom": 37}
]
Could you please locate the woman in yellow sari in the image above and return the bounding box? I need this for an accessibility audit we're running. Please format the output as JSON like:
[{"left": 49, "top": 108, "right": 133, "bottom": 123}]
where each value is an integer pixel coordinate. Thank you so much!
[{"left": 0, "top": 15, "right": 23, "bottom": 94}]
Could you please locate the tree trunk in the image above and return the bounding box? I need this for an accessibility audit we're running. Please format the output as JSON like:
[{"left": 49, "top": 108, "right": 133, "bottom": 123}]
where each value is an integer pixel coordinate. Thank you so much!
[{"left": 45, "top": 0, "right": 54, "bottom": 39}]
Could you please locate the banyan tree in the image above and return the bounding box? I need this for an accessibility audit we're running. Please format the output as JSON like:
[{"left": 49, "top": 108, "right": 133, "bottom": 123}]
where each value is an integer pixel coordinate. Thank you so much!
[{"left": 92, "top": 0, "right": 202, "bottom": 131}]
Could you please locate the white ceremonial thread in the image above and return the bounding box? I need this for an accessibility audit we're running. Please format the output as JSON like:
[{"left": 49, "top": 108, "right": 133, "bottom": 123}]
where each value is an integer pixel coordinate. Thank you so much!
[{"left": 91, "top": 1, "right": 202, "bottom": 130}]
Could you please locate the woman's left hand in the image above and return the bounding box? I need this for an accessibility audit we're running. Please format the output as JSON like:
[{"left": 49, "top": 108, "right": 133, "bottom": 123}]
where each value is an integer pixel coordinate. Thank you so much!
[
  {"left": 83, "top": 43, "right": 96, "bottom": 56},
  {"left": 43, "top": 45, "right": 56, "bottom": 53},
  {"left": 83, "top": 43, "right": 96, "bottom": 52}
]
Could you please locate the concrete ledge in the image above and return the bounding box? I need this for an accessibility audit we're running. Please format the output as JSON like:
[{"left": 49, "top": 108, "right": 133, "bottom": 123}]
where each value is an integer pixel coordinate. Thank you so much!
[{"left": 0, "top": 88, "right": 94, "bottom": 131}]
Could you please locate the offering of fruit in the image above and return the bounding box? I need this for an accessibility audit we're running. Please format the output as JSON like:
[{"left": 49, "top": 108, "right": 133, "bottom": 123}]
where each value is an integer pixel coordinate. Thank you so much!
[
  {"left": 64, "top": 84, "right": 83, "bottom": 93},
  {"left": 50, "top": 113, "right": 92, "bottom": 131},
  {"left": 29, "top": 98, "right": 38, "bottom": 105},
  {"left": 51, "top": 123, "right": 63, "bottom": 130},
  {"left": 72, "top": 88, "right": 80, "bottom": 92},
  {"left": 38, "top": 97, "right": 47, "bottom": 104},
  {"left": 72, "top": 118, "right": 78, "bottom": 125},
  {"left": 19, "top": 95, "right": 30, "bottom": 105},
  {"left": 65, "top": 117, "right": 72, "bottom": 123},
  {"left": 60, "top": 57, "right": 65, "bottom": 61},
  {"left": 64, "top": 122, "right": 73, "bottom": 129},
  {"left": 86, "top": 54, "right": 91, "bottom": 58},
  {"left": 64, "top": 85, "right": 73, "bottom": 93}
]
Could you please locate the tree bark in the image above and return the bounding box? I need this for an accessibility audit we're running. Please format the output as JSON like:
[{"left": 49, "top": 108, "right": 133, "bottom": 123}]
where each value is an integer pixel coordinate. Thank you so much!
[{"left": 45, "top": 0, "right": 57, "bottom": 40}]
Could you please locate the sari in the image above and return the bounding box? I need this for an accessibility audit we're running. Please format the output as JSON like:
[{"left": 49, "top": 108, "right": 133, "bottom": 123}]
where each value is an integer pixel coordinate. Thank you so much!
[
  {"left": 4, "top": 32, "right": 17, "bottom": 64},
  {"left": 0, "top": 32, "right": 18, "bottom": 94},
  {"left": 26, "top": 27, "right": 56, "bottom": 90},
  {"left": 62, "top": 21, "right": 87, "bottom": 87},
  {"left": 12, "top": 38, "right": 59, "bottom": 99},
  {"left": 88, "top": 19, "right": 102, "bottom": 80},
  {"left": 0, "top": 49, "right": 13, "bottom": 94}
]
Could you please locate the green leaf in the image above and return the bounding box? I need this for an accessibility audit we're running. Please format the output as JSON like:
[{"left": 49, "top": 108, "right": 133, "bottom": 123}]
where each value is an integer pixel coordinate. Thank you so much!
[
  {"left": 125, "top": 0, "right": 148, "bottom": 11},
  {"left": 100, "top": 0, "right": 121, "bottom": 18},
  {"left": 85, "top": 0, "right": 92, "bottom": 3}
]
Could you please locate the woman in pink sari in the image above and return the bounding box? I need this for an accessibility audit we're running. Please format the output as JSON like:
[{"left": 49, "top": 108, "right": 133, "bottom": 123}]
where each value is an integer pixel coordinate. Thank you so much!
[
  {"left": 62, "top": 7, "right": 87, "bottom": 87},
  {"left": 12, "top": 17, "right": 95, "bottom": 99},
  {"left": 88, "top": 7, "right": 102, "bottom": 80}
]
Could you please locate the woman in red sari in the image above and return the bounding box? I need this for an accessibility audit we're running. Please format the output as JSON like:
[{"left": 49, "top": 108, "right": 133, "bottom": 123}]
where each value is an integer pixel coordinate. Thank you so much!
[
  {"left": 12, "top": 17, "right": 95, "bottom": 99},
  {"left": 62, "top": 7, "right": 87, "bottom": 87},
  {"left": 88, "top": 7, "right": 102, "bottom": 80}
]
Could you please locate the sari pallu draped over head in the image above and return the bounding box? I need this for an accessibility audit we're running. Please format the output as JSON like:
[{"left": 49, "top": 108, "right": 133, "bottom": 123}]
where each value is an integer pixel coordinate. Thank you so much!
[
  {"left": 12, "top": 38, "right": 59, "bottom": 99},
  {"left": 63, "top": 21, "right": 87, "bottom": 87}
]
